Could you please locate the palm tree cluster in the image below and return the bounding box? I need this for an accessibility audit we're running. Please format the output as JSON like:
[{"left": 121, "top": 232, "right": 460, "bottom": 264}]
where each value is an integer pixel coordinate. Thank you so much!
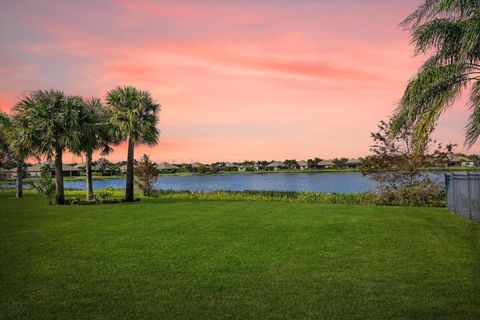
[
  {"left": 0, "top": 86, "right": 160, "bottom": 204},
  {"left": 391, "top": 0, "right": 480, "bottom": 149}
]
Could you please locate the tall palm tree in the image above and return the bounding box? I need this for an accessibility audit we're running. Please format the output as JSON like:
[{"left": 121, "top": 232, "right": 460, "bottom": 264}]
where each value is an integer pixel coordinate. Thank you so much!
[
  {"left": 106, "top": 86, "right": 160, "bottom": 202},
  {"left": 1, "top": 111, "right": 32, "bottom": 198},
  {"left": 0, "top": 111, "right": 10, "bottom": 168},
  {"left": 391, "top": 0, "right": 480, "bottom": 149},
  {"left": 12, "top": 90, "right": 85, "bottom": 204},
  {"left": 76, "top": 97, "right": 115, "bottom": 200}
]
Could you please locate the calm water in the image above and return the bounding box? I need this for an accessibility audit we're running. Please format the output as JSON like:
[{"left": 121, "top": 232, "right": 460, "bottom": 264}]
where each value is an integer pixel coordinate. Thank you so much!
[{"left": 1, "top": 172, "right": 446, "bottom": 193}]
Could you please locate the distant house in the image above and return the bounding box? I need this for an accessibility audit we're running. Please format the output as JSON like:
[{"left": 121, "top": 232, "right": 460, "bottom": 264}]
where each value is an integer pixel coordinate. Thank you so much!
[
  {"left": 297, "top": 160, "right": 308, "bottom": 170},
  {"left": 157, "top": 162, "right": 179, "bottom": 173},
  {"left": 224, "top": 162, "right": 239, "bottom": 171},
  {"left": 11, "top": 162, "right": 81, "bottom": 178},
  {"left": 0, "top": 168, "right": 12, "bottom": 180},
  {"left": 345, "top": 159, "right": 361, "bottom": 169},
  {"left": 266, "top": 161, "right": 286, "bottom": 171},
  {"left": 74, "top": 163, "right": 103, "bottom": 173},
  {"left": 190, "top": 162, "right": 204, "bottom": 172},
  {"left": 317, "top": 160, "right": 335, "bottom": 169},
  {"left": 448, "top": 156, "right": 475, "bottom": 167}
]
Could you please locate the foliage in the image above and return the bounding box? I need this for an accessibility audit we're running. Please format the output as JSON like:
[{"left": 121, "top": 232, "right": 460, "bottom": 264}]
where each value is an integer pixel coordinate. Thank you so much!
[
  {"left": 96, "top": 186, "right": 114, "bottom": 200},
  {"left": 197, "top": 164, "right": 208, "bottom": 174},
  {"left": 134, "top": 154, "right": 158, "bottom": 196},
  {"left": 106, "top": 86, "right": 160, "bottom": 202},
  {"left": 332, "top": 157, "right": 348, "bottom": 169},
  {"left": 284, "top": 159, "right": 299, "bottom": 169},
  {"left": 106, "top": 86, "right": 160, "bottom": 146},
  {"left": 307, "top": 158, "right": 321, "bottom": 169},
  {"left": 361, "top": 120, "right": 452, "bottom": 206},
  {"left": 0, "top": 111, "right": 11, "bottom": 167},
  {"left": 28, "top": 164, "right": 55, "bottom": 204},
  {"left": 391, "top": 0, "right": 480, "bottom": 148},
  {"left": 96, "top": 157, "right": 111, "bottom": 173}
]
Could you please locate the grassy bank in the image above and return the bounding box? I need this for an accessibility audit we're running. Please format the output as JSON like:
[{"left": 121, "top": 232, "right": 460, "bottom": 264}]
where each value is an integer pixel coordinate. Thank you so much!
[{"left": 0, "top": 191, "right": 479, "bottom": 319}]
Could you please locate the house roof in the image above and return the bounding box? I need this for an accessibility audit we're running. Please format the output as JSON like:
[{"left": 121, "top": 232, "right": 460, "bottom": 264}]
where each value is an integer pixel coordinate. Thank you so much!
[
  {"left": 25, "top": 162, "right": 80, "bottom": 172},
  {"left": 346, "top": 158, "right": 361, "bottom": 164},
  {"left": 297, "top": 160, "right": 308, "bottom": 166},
  {"left": 191, "top": 162, "right": 203, "bottom": 168},
  {"left": 267, "top": 161, "right": 285, "bottom": 167},
  {"left": 449, "top": 155, "right": 472, "bottom": 162},
  {"left": 157, "top": 162, "right": 178, "bottom": 170},
  {"left": 224, "top": 162, "right": 238, "bottom": 167},
  {"left": 317, "top": 160, "right": 335, "bottom": 166},
  {"left": 74, "top": 163, "right": 102, "bottom": 171}
]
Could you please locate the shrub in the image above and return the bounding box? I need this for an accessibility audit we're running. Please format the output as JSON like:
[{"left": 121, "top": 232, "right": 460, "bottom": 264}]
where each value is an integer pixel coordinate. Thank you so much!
[
  {"left": 27, "top": 165, "right": 55, "bottom": 204},
  {"left": 97, "top": 186, "right": 114, "bottom": 200}
]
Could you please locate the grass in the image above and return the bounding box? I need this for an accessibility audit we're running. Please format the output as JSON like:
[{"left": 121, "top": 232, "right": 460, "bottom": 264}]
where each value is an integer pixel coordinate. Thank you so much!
[{"left": 0, "top": 191, "right": 479, "bottom": 319}]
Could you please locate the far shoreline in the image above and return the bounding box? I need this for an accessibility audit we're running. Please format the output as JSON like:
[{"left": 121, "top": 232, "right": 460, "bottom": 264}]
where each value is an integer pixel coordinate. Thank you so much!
[{"left": 1, "top": 166, "right": 478, "bottom": 185}]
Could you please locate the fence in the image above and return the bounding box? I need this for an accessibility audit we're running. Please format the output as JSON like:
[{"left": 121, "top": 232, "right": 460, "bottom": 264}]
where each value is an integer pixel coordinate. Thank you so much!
[{"left": 445, "top": 172, "right": 480, "bottom": 223}]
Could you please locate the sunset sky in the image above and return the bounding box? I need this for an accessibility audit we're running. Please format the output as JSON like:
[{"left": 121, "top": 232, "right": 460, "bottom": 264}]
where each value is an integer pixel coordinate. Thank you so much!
[{"left": 1, "top": 0, "right": 478, "bottom": 163}]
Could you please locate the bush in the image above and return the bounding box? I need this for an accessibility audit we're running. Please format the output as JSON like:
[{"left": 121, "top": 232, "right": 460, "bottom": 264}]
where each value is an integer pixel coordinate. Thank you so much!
[
  {"left": 97, "top": 186, "right": 114, "bottom": 200},
  {"left": 27, "top": 165, "right": 55, "bottom": 204},
  {"left": 368, "top": 180, "right": 445, "bottom": 207}
]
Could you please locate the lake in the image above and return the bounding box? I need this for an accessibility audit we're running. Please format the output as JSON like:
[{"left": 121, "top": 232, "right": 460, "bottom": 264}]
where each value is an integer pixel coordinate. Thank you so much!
[{"left": 2, "top": 172, "right": 447, "bottom": 193}]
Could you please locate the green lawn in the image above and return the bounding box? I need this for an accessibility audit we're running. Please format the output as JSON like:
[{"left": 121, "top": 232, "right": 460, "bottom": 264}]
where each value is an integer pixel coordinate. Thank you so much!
[{"left": 0, "top": 192, "right": 479, "bottom": 319}]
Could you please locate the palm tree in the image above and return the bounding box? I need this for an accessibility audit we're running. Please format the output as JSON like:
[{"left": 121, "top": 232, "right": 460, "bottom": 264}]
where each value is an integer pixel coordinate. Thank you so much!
[
  {"left": 106, "top": 86, "right": 160, "bottom": 202},
  {"left": 1, "top": 111, "right": 32, "bottom": 198},
  {"left": 391, "top": 0, "right": 480, "bottom": 149},
  {"left": 12, "top": 90, "right": 85, "bottom": 204},
  {"left": 76, "top": 98, "right": 115, "bottom": 201},
  {"left": 0, "top": 111, "right": 10, "bottom": 168}
]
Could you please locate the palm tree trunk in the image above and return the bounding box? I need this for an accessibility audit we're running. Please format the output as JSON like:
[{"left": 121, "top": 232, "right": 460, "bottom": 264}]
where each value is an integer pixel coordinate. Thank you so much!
[
  {"left": 16, "top": 159, "right": 23, "bottom": 198},
  {"left": 86, "top": 151, "right": 93, "bottom": 201},
  {"left": 125, "top": 137, "right": 135, "bottom": 202},
  {"left": 54, "top": 145, "right": 65, "bottom": 205}
]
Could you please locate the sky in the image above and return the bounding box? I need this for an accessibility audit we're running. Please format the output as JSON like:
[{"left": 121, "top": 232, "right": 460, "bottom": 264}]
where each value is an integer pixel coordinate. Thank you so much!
[{"left": 0, "top": 0, "right": 478, "bottom": 163}]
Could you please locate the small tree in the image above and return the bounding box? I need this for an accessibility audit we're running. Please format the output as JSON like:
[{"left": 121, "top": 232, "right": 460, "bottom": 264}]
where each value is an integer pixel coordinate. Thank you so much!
[
  {"left": 134, "top": 154, "right": 158, "bottom": 197},
  {"left": 332, "top": 158, "right": 348, "bottom": 169},
  {"left": 284, "top": 159, "right": 299, "bottom": 169},
  {"left": 28, "top": 164, "right": 55, "bottom": 204},
  {"left": 361, "top": 120, "right": 452, "bottom": 206}
]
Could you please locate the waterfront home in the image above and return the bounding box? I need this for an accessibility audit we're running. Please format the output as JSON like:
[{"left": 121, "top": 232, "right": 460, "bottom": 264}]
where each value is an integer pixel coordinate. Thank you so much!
[
  {"left": 0, "top": 168, "right": 12, "bottom": 180},
  {"left": 346, "top": 158, "right": 361, "bottom": 169},
  {"left": 317, "top": 160, "right": 335, "bottom": 169},
  {"left": 297, "top": 160, "right": 308, "bottom": 170},
  {"left": 266, "top": 161, "right": 287, "bottom": 171},
  {"left": 447, "top": 156, "right": 477, "bottom": 167},
  {"left": 11, "top": 162, "right": 81, "bottom": 178},
  {"left": 157, "top": 162, "right": 179, "bottom": 173},
  {"left": 74, "top": 163, "right": 103, "bottom": 173},
  {"left": 190, "top": 162, "right": 203, "bottom": 172},
  {"left": 224, "top": 162, "right": 239, "bottom": 171}
]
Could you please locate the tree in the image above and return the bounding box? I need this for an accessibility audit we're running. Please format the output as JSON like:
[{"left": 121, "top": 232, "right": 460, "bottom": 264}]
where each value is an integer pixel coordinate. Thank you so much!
[
  {"left": 284, "top": 159, "right": 299, "bottom": 169},
  {"left": 106, "top": 86, "right": 160, "bottom": 202},
  {"left": 28, "top": 164, "right": 55, "bottom": 205},
  {"left": 0, "top": 112, "right": 11, "bottom": 168},
  {"left": 306, "top": 158, "right": 317, "bottom": 169},
  {"left": 76, "top": 98, "right": 115, "bottom": 201},
  {"left": 332, "top": 158, "right": 348, "bottom": 169},
  {"left": 12, "top": 90, "right": 85, "bottom": 204},
  {"left": 361, "top": 120, "right": 452, "bottom": 205},
  {"left": 4, "top": 111, "right": 33, "bottom": 198},
  {"left": 391, "top": 0, "right": 480, "bottom": 149},
  {"left": 134, "top": 154, "right": 158, "bottom": 196}
]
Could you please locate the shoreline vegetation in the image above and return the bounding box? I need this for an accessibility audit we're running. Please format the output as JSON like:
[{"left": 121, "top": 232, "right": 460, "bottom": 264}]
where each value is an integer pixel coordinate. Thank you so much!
[
  {"left": 0, "top": 188, "right": 446, "bottom": 208},
  {"left": 1, "top": 165, "right": 478, "bottom": 185}
]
